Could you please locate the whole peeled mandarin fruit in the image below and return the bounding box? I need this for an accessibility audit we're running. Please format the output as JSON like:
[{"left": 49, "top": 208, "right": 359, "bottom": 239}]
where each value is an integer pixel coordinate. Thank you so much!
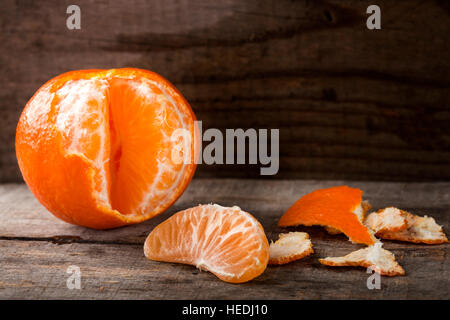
[{"left": 16, "top": 68, "right": 198, "bottom": 229}]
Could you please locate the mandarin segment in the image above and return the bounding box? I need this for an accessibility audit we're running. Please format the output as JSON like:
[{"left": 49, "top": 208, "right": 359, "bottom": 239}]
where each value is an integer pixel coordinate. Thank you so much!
[
  {"left": 278, "top": 186, "right": 376, "bottom": 245},
  {"left": 144, "top": 204, "right": 270, "bottom": 283},
  {"left": 15, "top": 68, "right": 197, "bottom": 229}
]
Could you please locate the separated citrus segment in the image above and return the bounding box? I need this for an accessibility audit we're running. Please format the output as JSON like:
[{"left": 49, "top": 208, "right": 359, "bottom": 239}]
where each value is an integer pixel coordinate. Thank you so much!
[
  {"left": 278, "top": 186, "right": 376, "bottom": 245},
  {"left": 16, "top": 68, "right": 197, "bottom": 229},
  {"left": 144, "top": 204, "right": 270, "bottom": 283}
]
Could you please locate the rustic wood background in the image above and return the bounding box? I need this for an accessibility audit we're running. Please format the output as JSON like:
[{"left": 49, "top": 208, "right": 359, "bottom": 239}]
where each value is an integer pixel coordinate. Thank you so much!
[{"left": 1, "top": 0, "right": 450, "bottom": 182}]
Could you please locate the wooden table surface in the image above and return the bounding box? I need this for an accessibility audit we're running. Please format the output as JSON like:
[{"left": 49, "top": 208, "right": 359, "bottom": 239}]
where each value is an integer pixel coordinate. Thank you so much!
[{"left": 0, "top": 179, "right": 449, "bottom": 299}]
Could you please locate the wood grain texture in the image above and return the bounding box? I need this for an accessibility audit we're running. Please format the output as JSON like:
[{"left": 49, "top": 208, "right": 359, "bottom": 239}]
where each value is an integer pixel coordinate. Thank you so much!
[
  {"left": 1, "top": 0, "right": 450, "bottom": 182},
  {"left": 0, "top": 179, "right": 449, "bottom": 299}
]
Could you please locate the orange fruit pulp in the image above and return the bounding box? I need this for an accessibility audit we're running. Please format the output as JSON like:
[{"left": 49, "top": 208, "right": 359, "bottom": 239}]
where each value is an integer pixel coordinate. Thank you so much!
[
  {"left": 278, "top": 186, "right": 376, "bottom": 245},
  {"left": 144, "top": 204, "right": 270, "bottom": 283},
  {"left": 16, "top": 68, "right": 197, "bottom": 229}
]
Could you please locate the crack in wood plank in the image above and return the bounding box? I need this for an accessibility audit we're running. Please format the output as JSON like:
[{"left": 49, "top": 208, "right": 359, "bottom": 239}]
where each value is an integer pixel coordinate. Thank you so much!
[{"left": 0, "top": 236, "right": 137, "bottom": 246}]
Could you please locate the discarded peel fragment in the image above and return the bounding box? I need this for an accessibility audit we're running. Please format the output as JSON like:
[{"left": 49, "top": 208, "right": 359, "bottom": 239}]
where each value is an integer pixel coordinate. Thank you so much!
[
  {"left": 319, "top": 243, "right": 405, "bottom": 276},
  {"left": 325, "top": 200, "right": 372, "bottom": 235},
  {"left": 279, "top": 186, "right": 376, "bottom": 245},
  {"left": 365, "top": 207, "right": 408, "bottom": 233},
  {"left": 371, "top": 208, "right": 448, "bottom": 244},
  {"left": 144, "top": 204, "right": 270, "bottom": 283},
  {"left": 269, "top": 232, "right": 314, "bottom": 265}
]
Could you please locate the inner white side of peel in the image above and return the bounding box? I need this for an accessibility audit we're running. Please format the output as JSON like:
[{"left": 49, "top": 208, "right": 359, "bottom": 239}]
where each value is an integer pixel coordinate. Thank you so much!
[
  {"left": 353, "top": 203, "right": 363, "bottom": 221},
  {"left": 380, "top": 207, "right": 402, "bottom": 226},
  {"left": 269, "top": 232, "right": 311, "bottom": 260}
]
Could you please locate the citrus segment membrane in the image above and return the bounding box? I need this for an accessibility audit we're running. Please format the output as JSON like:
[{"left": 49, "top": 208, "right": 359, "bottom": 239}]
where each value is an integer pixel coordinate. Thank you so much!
[
  {"left": 53, "top": 76, "right": 191, "bottom": 217},
  {"left": 54, "top": 79, "right": 111, "bottom": 205},
  {"left": 108, "top": 78, "right": 190, "bottom": 216},
  {"left": 144, "top": 204, "right": 270, "bottom": 283}
]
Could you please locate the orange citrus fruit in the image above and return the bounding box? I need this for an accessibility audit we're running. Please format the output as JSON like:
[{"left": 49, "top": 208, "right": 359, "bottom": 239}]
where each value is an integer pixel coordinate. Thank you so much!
[
  {"left": 144, "top": 204, "right": 270, "bottom": 283},
  {"left": 278, "top": 186, "right": 376, "bottom": 245},
  {"left": 16, "top": 68, "right": 197, "bottom": 229}
]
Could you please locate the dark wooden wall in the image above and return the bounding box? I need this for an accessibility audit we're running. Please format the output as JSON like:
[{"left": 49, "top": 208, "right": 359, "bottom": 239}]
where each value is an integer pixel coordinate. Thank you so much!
[{"left": 1, "top": 0, "right": 449, "bottom": 182}]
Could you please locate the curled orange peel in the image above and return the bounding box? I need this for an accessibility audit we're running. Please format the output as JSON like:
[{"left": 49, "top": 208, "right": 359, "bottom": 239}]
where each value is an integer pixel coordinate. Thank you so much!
[{"left": 278, "top": 186, "right": 376, "bottom": 245}]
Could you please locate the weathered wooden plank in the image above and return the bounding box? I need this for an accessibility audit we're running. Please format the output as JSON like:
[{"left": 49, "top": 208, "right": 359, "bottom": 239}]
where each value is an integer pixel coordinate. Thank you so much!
[
  {"left": 1, "top": 0, "right": 449, "bottom": 182},
  {"left": 0, "top": 238, "right": 448, "bottom": 299},
  {"left": 0, "top": 179, "right": 449, "bottom": 299},
  {"left": 0, "top": 179, "right": 448, "bottom": 243},
  {"left": 1, "top": 233, "right": 448, "bottom": 299}
]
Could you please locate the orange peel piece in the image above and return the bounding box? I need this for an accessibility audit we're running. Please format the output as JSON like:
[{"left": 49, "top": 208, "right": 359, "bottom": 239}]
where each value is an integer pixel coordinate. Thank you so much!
[
  {"left": 325, "top": 200, "right": 372, "bottom": 235},
  {"left": 279, "top": 186, "right": 376, "bottom": 245},
  {"left": 371, "top": 208, "right": 448, "bottom": 244},
  {"left": 269, "top": 232, "right": 314, "bottom": 265},
  {"left": 365, "top": 207, "right": 408, "bottom": 233},
  {"left": 319, "top": 243, "right": 405, "bottom": 276}
]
